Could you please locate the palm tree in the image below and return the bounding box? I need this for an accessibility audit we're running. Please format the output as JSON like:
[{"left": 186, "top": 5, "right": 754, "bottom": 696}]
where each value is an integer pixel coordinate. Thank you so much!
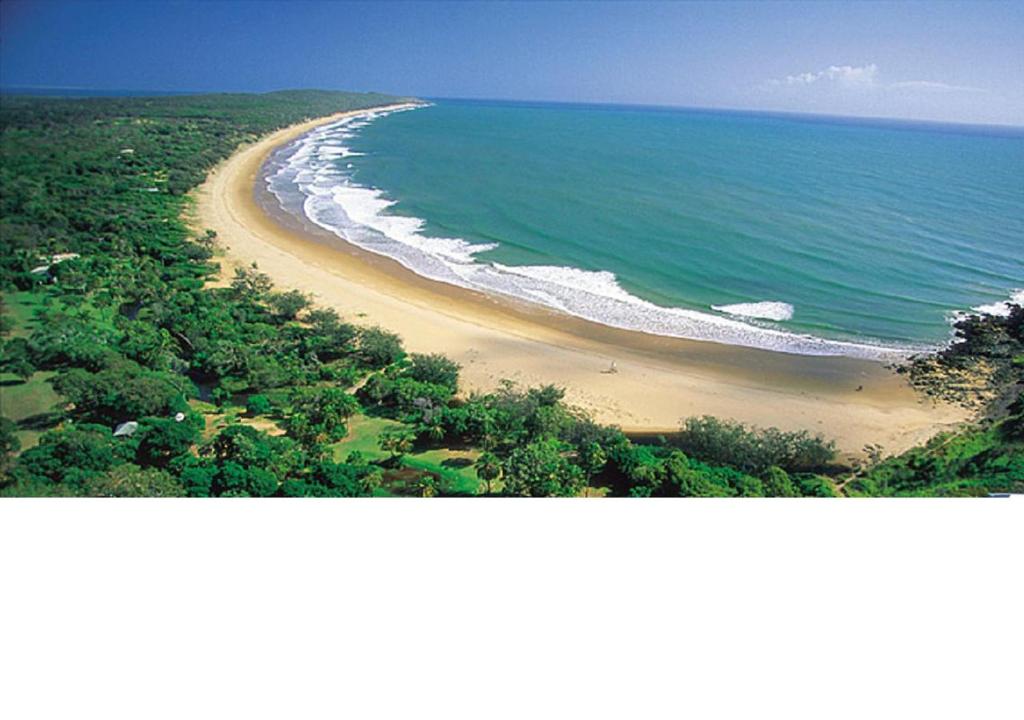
[
  {"left": 426, "top": 421, "right": 446, "bottom": 444},
  {"left": 475, "top": 451, "right": 502, "bottom": 495},
  {"left": 378, "top": 428, "right": 414, "bottom": 464}
]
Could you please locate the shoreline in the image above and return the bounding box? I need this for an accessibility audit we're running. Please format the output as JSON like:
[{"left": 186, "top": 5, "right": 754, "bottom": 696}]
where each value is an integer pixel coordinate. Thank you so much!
[
  {"left": 190, "top": 104, "right": 968, "bottom": 457},
  {"left": 265, "top": 103, "right": 916, "bottom": 362}
]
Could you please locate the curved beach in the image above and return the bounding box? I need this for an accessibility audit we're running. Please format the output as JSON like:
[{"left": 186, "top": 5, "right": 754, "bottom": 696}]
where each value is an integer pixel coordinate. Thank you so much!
[{"left": 191, "top": 105, "right": 968, "bottom": 456}]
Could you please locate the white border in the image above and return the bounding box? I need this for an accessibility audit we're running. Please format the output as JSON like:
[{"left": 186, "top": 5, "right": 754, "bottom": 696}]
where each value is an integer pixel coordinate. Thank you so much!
[{"left": 1, "top": 499, "right": 1021, "bottom": 719}]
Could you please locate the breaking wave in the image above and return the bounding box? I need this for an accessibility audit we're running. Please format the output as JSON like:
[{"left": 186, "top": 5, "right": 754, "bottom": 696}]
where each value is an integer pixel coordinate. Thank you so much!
[
  {"left": 712, "top": 301, "right": 795, "bottom": 322},
  {"left": 972, "top": 289, "right": 1024, "bottom": 317},
  {"left": 264, "top": 106, "right": 921, "bottom": 360}
]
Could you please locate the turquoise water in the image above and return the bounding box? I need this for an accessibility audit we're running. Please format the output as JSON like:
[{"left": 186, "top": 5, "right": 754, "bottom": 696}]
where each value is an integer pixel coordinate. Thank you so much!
[{"left": 266, "top": 99, "right": 1024, "bottom": 357}]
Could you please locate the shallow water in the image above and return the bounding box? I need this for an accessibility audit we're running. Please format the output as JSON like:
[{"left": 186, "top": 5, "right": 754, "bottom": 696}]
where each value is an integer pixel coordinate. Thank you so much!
[{"left": 265, "top": 99, "right": 1024, "bottom": 357}]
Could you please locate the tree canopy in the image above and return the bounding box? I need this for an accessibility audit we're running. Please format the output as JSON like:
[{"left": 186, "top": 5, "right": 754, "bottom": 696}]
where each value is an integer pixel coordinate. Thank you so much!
[{"left": 2, "top": 90, "right": 1019, "bottom": 498}]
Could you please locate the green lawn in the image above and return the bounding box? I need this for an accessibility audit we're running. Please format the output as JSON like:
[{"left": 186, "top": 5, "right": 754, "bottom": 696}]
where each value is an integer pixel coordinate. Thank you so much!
[
  {"left": 1, "top": 370, "right": 61, "bottom": 451},
  {"left": 184, "top": 406, "right": 483, "bottom": 495},
  {"left": 331, "top": 415, "right": 404, "bottom": 460},
  {"left": 2, "top": 291, "right": 63, "bottom": 451},
  {"left": 1, "top": 290, "right": 46, "bottom": 339},
  {"left": 332, "top": 415, "right": 482, "bottom": 495}
]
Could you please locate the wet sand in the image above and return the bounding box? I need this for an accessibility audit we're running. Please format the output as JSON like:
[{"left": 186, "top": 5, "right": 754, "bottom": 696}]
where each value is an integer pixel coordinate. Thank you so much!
[{"left": 189, "top": 104, "right": 967, "bottom": 457}]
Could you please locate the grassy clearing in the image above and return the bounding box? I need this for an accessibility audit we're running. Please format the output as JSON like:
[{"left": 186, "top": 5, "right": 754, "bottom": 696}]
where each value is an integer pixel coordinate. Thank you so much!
[
  {"left": 2, "top": 290, "right": 46, "bottom": 339},
  {"left": 184, "top": 406, "right": 483, "bottom": 493},
  {"left": 333, "top": 415, "right": 482, "bottom": 495},
  {"left": 2, "top": 291, "right": 63, "bottom": 451},
  {"left": 188, "top": 399, "right": 288, "bottom": 441},
  {"left": 403, "top": 448, "right": 482, "bottom": 495},
  {"left": 330, "top": 415, "right": 404, "bottom": 461},
  {"left": 1, "top": 370, "right": 61, "bottom": 451}
]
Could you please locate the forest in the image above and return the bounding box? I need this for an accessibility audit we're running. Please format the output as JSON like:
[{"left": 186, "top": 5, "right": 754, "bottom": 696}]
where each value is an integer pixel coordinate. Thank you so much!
[{"left": 1, "top": 90, "right": 1021, "bottom": 497}]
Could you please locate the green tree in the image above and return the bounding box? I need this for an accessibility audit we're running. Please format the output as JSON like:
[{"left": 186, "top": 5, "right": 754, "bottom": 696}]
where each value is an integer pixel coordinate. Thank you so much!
[
  {"left": 214, "top": 461, "right": 278, "bottom": 497},
  {"left": 117, "top": 321, "right": 172, "bottom": 368},
  {"left": 135, "top": 415, "right": 201, "bottom": 467},
  {"left": 609, "top": 442, "right": 663, "bottom": 496},
  {"left": 475, "top": 451, "right": 502, "bottom": 494},
  {"left": 267, "top": 289, "right": 311, "bottom": 321},
  {"left": 304, "top": 308, "right": 358, "bottom": 361},
  {"left": 0, "top": 417, "right": 21, "bottom": 474},
  {"left": 529, "top": 384, "right": 565, "bottom": 407},
  {"left": 763, "top": 467, "right": 800, "bottom": 497},
  {"left": 1, "top": 337, "right": 36, "bottom": 380},
  {"left": 7, "top": 424, "right": 129, "bottom": 491},
  {"left": 676, "top": 416, "right": 835, "bottom": 475},
  {"left": 379, "top": 427, "right": 415, "bottom": 462},
  {"left": 578, "top": 442, "right": 608, "bottom": 486},
  {"left": 52, "top": 362, "right": 193, "bottom": 425},
  {"left": 230, "top": 266, "right": 273, "bottom": 302},
  {"left": 285, "top": 386, "right": 360, "bottom": 445},
  {"left": 246, "top": 394, "right": 274, "bottom": 416},
  {"left": 26, "top": 315, "right": 114, "bottom": 371},
  {"left": 282, "top": 461, "right": 380, "bottom": 497},
  {"left": 356, "top": 326, "right": 404, "bottom": 368},
  {"left": 178, "top": 462, "right": 217, "bottom": 498},
  {"left": 209, "top": 424, "right": 303, "bottom": 484},
  {"left": 85, "top": 464, "right": 185, "bottom": 497},
  {"left": 358, "top": 374, "right": 452, "bottom": 415},
  {"left": 406, "top": 353, "right": 460, "bottom": 394},
  {"left": 663, "top": 452, "right": 735, "bottom": 498},
  {"left": 501, "top": 438, "right": 585, "bottom": 497},
  {"left": 796, "top": 474, "right": 838, "bottom": 498}
]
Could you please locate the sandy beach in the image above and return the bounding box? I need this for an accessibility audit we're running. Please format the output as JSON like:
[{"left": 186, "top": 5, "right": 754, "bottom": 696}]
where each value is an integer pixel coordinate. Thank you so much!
[{"left": 190, "top": 104, "right": 968, "bottom": 457}]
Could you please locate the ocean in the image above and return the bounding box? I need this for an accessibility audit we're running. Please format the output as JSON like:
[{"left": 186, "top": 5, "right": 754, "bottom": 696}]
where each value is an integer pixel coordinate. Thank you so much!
[{"left": 265, "top": 99, "right": 1024, "bottom": 358}]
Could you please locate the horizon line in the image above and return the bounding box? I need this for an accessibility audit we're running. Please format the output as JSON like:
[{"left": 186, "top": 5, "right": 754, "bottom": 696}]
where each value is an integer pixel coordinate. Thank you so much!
[
  {"left": 2, "top": 84, "right": 1022, "bottom": 131},
  {"left": 425, "top": 94, "right": 1024, "bottom": 132}
]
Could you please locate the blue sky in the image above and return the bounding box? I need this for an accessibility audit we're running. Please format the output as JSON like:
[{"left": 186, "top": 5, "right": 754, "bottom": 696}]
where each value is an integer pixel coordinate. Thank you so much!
[{"left": 2, "top": 1, "right": 1022, "bottom": 125}]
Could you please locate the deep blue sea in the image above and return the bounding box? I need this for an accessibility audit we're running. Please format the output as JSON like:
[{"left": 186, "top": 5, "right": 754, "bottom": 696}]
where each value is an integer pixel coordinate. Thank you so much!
[{"left": 266, "top": 99, "right": 1024, "bottom": 358}]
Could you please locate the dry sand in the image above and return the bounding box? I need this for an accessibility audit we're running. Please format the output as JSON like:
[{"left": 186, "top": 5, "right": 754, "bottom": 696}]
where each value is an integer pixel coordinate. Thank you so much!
[{"left": 189, "top": 104, "right": 968, "bottom": 457}]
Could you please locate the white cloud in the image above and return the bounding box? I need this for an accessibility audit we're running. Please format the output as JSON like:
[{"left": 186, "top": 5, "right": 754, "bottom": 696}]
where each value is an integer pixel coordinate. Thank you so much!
[
  {"left": 780, "top": 64, "right": 879, "bottom": 88},
  {"left": 752, "top": 62, "right": 1017, "bottom": 125},
  {"left": 889, "top": 80, "right": 986, "bottom": 93},
  {"left": 766, "top": 64, "right": 986, "bottom": 95}
]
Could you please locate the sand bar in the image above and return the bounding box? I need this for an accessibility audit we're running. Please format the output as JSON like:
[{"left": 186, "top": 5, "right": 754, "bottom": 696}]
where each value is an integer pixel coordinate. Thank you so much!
[{"left": 190, "top": 104, "right": 968, "bottom": 457}]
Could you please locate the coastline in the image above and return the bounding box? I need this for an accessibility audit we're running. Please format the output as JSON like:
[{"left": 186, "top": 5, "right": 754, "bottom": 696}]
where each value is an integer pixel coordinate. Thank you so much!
[{"left": 190, "top": 104, "right": 968, "bottom": 457}]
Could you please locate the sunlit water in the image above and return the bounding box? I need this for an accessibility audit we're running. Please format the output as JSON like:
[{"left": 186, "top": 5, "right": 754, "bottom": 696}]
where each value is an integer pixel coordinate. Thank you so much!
[{"left": 266, "top": 99, "right": 1024, "bottom": 358}]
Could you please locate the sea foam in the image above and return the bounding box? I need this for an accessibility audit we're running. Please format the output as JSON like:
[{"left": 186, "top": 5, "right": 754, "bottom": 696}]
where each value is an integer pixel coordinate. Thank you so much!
[
  {"left": 971, "top": 289, "right": 1024, "bottom": 317},
  {"left": 264, "top": 106, "right": 918, "bottom": 360},
  {"left": 712, "top": 301, "right": 795, "bottom": 321}
]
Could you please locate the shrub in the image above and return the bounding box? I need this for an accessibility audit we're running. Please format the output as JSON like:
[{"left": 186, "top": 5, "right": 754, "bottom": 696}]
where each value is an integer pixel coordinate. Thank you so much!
[
  {"left": 501, "top": 438, "right": 585, "bottom": 497},
  {"left": 85, "top": 464, "right": 185, "bottom": 497},
  {"left": 135, "top": 414, "right": 202, "bottom": 467},
  {"left": 0, "top": 417, "right": 21, "bottom": 473},
  {"left": 675, "top": 416, "right": 836, "bottom": 475},
  {"left": 51, "top": 361, "right": 194, "bottom": 425},
  {"left": 285, "top": 386, "right": 359, "bottom": 445},
  {"left": 8, "top": 423, "right": 132, "bottom": 490},
  {"left": 267, "top": 289, "right": 310, "bottom": 321},
  {"left": 406, "top": 353, "right": 460, "bottom": 394},
  {"left": 356, "top": 326, "right": 404, "bottom": 368},
  {"left": 246, "top": 394, "right": 273, "bottom": 416}
]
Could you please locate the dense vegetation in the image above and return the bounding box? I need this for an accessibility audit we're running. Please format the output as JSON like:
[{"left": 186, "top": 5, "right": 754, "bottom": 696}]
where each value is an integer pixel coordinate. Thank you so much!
[
  {"left": 852, "top": 308, "right": 1024, "bottom": 496},
  {"left": 1, "top": 91, "right": 1020, "bottom": 497}
]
